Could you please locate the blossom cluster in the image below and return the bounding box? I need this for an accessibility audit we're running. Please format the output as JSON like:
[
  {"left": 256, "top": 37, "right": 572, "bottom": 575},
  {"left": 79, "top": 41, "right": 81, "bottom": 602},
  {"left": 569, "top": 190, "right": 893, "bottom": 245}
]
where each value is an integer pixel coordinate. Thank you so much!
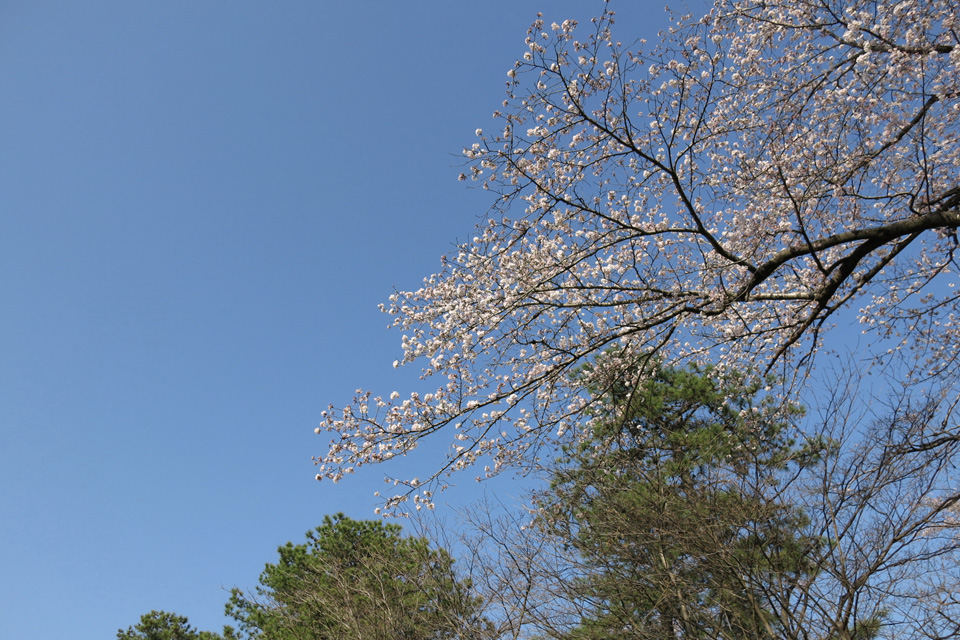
[{"left": 316, "top": 0, "right": 960, "bottom": 509}]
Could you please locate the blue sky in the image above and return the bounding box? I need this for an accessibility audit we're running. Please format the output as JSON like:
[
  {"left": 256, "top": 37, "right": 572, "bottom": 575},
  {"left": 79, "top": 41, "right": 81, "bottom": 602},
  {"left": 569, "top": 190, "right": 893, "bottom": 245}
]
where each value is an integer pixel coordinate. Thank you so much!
[{"left": 0, "top": 2, "right": 678, "bottom": 637}]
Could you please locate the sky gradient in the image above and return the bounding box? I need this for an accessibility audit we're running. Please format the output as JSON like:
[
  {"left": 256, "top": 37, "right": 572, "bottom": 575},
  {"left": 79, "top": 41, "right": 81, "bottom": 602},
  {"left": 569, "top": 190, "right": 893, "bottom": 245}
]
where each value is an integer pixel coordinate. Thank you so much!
[{"left": 0, "top": 2, "right": 678, "bottom": 637}]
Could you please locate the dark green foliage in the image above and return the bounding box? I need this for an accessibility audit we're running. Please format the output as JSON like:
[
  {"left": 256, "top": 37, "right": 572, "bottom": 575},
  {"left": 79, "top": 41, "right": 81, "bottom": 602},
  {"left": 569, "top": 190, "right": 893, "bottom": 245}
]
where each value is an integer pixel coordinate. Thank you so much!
[
  {"left": 226, "top": 513, "right": 487, "bottom": 640},
  {"left": 117, "top": 610, "right": 235, "bottom": 640},
  {"left": 543, "top": 364, "right": 827, "bottom": 640}
]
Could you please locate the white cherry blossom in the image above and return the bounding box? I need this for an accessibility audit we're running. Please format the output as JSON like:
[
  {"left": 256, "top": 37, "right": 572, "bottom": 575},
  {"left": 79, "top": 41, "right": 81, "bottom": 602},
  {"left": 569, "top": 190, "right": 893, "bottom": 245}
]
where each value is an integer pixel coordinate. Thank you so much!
[{"left": 316, "top": 0, "right": 960, "bottom": 508}]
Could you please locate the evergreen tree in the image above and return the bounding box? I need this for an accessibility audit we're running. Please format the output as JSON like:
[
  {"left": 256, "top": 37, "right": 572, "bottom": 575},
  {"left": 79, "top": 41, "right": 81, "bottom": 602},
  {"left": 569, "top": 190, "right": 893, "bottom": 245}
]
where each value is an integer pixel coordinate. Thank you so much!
[
  {"left": 117, "top": 610, "right": 235, "bottom": 640},
  {"left": 542, "top": 364, "right": 825, "bottom": 640},
  {"left": 226, "top": 514, "right": 487, "bottom": 640}
]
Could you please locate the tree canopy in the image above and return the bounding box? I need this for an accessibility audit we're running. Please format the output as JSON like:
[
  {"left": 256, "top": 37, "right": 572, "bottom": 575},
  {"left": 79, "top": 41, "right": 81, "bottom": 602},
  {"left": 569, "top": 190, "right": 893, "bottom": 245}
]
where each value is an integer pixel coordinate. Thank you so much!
[
  {"left": 542, "top": 365, "right": 819, "bottom": 640},
  {"left": 117, "top": 610, "right": 234, "bottom": 640},
  {"left": 226, "top": 513, "right": 486, "bottom": 640},
  {"left": 314, "top": 0, "right": 960, "bottom": 508},
  {"left": 453, "top": 367, "right": 960, "bottom": 640}
]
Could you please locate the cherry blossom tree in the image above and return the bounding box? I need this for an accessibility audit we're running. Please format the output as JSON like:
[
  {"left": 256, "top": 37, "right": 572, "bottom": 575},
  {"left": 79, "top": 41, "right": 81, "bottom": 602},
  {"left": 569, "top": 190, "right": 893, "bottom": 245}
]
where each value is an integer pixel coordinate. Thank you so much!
[{"left": 315, "top": 0, "right": 959, "bottom": 507}]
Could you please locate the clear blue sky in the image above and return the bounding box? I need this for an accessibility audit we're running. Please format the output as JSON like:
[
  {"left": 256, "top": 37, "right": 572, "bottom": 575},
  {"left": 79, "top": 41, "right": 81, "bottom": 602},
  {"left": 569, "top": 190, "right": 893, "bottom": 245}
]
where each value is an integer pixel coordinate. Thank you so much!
[{"left": 0, "top": 2, "right": 677, "bottom": 637}]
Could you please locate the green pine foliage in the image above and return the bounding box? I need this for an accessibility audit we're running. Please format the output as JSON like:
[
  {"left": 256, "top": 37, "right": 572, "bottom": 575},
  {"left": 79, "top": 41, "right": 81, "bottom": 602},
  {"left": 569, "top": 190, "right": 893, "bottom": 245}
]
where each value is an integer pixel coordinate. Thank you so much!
[
  {"left": 226, "top": 514, "right": 487, "bottom": 640},
  {"left": 116, "top": 610, "right": 236, "bottom": 640},
  {"left": 542, "top": 363, "right": 829, "bottom": 640}
]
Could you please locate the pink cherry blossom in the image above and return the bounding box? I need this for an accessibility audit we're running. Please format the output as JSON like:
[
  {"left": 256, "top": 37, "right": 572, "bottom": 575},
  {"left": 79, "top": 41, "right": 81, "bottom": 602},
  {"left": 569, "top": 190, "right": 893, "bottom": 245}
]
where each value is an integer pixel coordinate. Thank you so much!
[{"left": 316, "top": 0, "right": 959, "bottom": 509}]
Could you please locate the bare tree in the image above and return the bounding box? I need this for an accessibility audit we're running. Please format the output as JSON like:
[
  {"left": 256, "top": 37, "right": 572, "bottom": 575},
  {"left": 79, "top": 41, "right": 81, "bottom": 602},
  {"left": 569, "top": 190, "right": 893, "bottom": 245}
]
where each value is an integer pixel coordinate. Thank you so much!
[{"left": 785, "top": 376, "right": 960, "bottom": 640}]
